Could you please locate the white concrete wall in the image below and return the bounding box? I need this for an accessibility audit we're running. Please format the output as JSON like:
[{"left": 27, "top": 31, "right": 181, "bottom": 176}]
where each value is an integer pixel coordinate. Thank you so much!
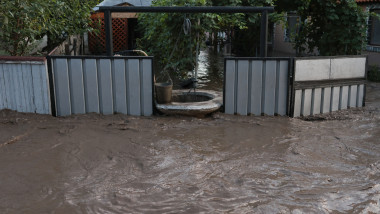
[
  {"left": 293, "top": 56, "right": 367, "bottom": 117},
  {"left": 295, "top": 56, "right": 367, "bottom": 81},
  {"left": 0, "top": 60, "right": 51, "bottom": 114}
]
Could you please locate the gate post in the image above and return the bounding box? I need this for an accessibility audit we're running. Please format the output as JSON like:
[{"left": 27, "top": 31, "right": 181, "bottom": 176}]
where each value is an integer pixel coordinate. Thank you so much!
[
  {"left": 105, "top": 10, "right": 114, "bottom": 56},
  {"left": 260, "top": 10, "right": 268, "bottom": 57},
  {"left": 46, "top": 56, "right": 57, "bottom": 116}
]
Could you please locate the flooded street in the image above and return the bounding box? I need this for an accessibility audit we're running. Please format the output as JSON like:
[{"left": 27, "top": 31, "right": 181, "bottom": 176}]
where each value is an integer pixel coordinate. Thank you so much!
[{"left": 0, "top": 83, "right": 379, "bottom": 213}]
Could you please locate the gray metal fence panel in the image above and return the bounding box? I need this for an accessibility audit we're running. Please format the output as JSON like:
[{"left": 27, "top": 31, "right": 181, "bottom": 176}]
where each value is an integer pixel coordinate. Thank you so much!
[
  {"left": 340, "top": 86, "right": 349, "bottom": 110},
  {"left": 358, "top": 84, "right": 364, "bottom": 107},
  {"left": 293, "top": 90, "right": 302, "bottom": 117},
  {"left": 322, "top": 88, "right": 331, "bottom": 114},
  {"left": 349, "top": 85, "right": 358, "bottom": 108},
  {"left": 331, "top": 86, "right": 340, "bottom": 112},
  {"left": 250, "top": 61, "right": 263, "bottom": 115},
  {"left": 224, "top": 58, "right": 290, "bottom": 116},
  {"left": 236, "top": 60, "right": 249, "bottom": 115},
  {"left": 98, "top": 59, "right": 113, "bottom": 115},
  {"left": 0, "top": 65, "right": 6, "bottom": 110},
  {"left": 302, "top": 89, "right": 312, "bottom": 116},
  {"left": 263, "top": 61, "right": 277, "bottom": 115},
  {"left": 277, "top": 60, "right": 289, "bottom": 115},
  {"left": 113, "top": 59, "right": 128, "bottom": 114},
  {"left": 224, "top": 60, "right": 236, "bottom": 114},
  {"left": 312, "top": 88, "right": 322, "bottom": 115},
  {"left": 0, "top": 61, "right": 50, "bottom": 114},
  {"left": 127, "top": 59, "right": 141, "bottom": 116},
  {"left": 292, "top": 57, "right": 366, "bottom": 117},
  {"left": 54, "top": 59, "right": 72, "bottom": 116},
  {"left": 83, "top": 59, "right": 100, "bottom": 113},
  {"left": 141, "top": 59, "right": 153, "bottom": 116},
  {"left": 69, "top": 59, "right": 86, "bottom": 114},
  {"left": 50, "top": 56, "right": 153, "bottom": 116},
  {"left": 294, "top": 84, "right": 365, "bottom": 117},
  {"left": 31, "top": 64, "right": 50, "bottom": 114}
]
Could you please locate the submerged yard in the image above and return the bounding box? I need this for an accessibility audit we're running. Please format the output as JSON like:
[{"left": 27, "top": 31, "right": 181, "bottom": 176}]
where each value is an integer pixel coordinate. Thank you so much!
[{"left": 0, "top": 82, "right": 379, "bottom": 213}]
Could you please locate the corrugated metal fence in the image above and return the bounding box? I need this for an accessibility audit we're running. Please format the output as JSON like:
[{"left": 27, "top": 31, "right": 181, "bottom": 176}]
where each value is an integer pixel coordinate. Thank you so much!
[
  {"left": 224, "top": 58, "right": 290, "bottom": 116},
  {"left": 291, "top": 56, "right": 366, "bottom": 117},
  {"left": 0, "top": 60, "right": 51, "bottom": 114},
  {"left": 49, "top": 56, "right": 153, "bottom": 116}
]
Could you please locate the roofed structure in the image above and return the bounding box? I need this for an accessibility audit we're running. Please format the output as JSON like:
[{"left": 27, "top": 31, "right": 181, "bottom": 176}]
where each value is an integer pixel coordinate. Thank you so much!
[
  {"left": 356, "top": 0, "right": 380, "bottom": 3},
  {"left": 93, "top": 0, "right": 153, "bottom": 11}
]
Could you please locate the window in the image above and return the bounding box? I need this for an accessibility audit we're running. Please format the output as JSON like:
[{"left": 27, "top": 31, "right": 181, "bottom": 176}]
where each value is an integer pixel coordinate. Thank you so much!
[
  {"left": 284, "top": 14, "right": 300, "bottom": 42},
  {"left": 369, "top": 9, "right": 380, "bottom": 46}
]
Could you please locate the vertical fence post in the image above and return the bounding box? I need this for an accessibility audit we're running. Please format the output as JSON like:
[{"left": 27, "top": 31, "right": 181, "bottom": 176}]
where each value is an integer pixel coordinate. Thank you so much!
[
  {"left": 288, "top": 58, "right": 295, "bottom": 117},
  {"left": 260, "top": 10, "right": 268, "bottom": 57},
  {"left": 46, "top": 56, "right": 57, "bottom": 117},
  {"left": 105, "top": 10, "right": 113, "bottom": 56}
]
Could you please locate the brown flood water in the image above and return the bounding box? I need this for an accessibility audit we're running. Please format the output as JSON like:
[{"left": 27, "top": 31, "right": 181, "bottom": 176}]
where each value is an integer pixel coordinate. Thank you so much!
[{"left": 0, "top": 83, "right": 379, "bottom": 214}]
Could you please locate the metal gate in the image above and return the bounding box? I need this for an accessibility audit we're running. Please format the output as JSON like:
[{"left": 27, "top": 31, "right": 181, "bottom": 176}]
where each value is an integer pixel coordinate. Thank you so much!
[
  {"left": 48, "top": 56, "right": 153, "bottom": 116},
  {"left": 224, "top": 57, "right": 291, "bottom": 116}
]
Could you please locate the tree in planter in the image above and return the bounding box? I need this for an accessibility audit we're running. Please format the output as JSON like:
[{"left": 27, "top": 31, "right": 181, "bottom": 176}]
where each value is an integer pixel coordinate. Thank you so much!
[
  {"left": 276, "top": 0, "right": 368, "bottom": 56},
  {"left": 0, "top": 0, "right": 99, "bottom": 56}
]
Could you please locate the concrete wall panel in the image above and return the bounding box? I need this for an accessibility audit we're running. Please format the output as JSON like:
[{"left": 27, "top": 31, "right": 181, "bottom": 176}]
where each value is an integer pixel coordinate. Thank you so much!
[
  {"left": 292, "top": 56, "right": 366, "bottom": 117},
  {"left": 331, "top": 57, "right": 366, "bottom": 79},
  {"left": 295, "top": 59, "right": 330, "bottom": 81}
]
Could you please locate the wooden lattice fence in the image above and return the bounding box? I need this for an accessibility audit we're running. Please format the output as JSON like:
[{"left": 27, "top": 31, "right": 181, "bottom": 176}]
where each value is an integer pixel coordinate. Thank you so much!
[{"left": 89, "top": 13, "right": 128, "bottom": 54}]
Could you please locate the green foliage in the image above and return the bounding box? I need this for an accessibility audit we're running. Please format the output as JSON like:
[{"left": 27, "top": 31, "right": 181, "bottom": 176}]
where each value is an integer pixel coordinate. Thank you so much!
[
  {"left": 138, "top": 0, "right": 212, "bottom": 80},
  {"left": 232, "top": 0, "right": 282, "bottom": 56},
  {"left": 278, "top": 0, "right": 368, "bottom": 56},
  {"left": 0, "top": 0, "right": 99, "bottom": 56},
  {"left": 138, "top": 0, "right": 280, "bottom": 78},
  {"left": 368, "top": 65, "right": 380, "bottom": 82}
]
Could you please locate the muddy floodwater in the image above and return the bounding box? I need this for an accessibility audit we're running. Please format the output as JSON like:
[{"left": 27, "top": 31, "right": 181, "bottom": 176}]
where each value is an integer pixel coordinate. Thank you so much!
[{"left": 0, "top": 83, "right": 380, "bottom": 214}]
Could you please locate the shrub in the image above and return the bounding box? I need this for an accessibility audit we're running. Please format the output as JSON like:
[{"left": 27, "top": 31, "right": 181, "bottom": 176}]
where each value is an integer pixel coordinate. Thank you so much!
[{"left": 368, "top": 65, "right": 380, "bottom": 82}]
